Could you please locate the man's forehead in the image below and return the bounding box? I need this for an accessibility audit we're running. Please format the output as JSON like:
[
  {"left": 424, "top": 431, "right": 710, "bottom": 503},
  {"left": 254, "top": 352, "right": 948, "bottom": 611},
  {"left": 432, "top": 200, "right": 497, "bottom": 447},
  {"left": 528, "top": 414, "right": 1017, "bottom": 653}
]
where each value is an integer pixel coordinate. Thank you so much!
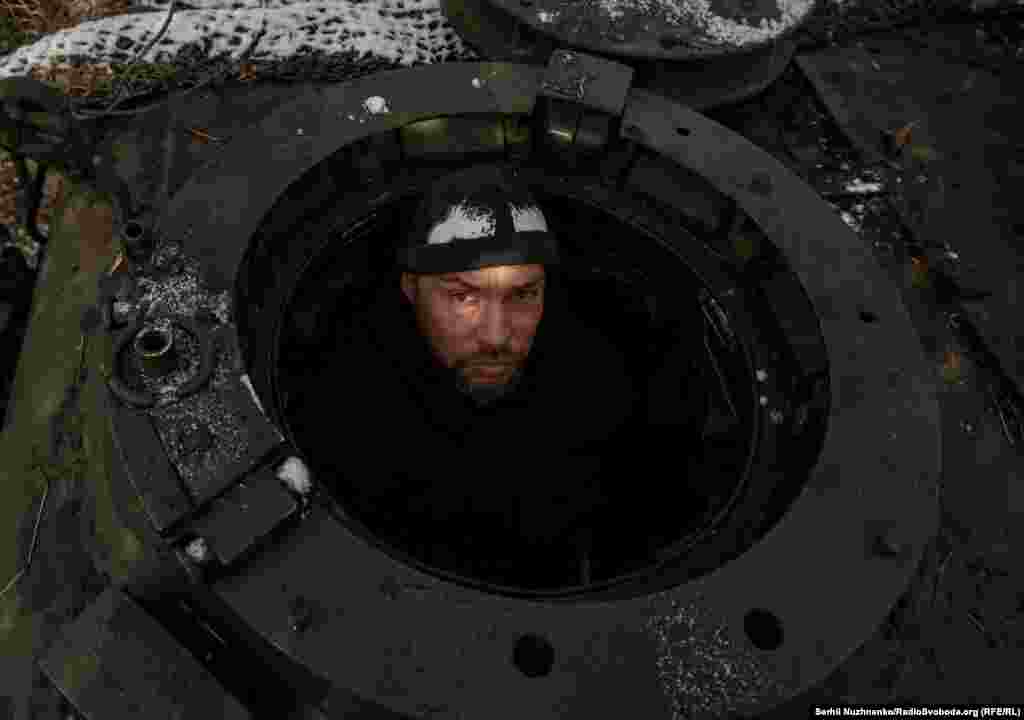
[{"left": 436, "top": 265, "right": 545, "bottom": 287}]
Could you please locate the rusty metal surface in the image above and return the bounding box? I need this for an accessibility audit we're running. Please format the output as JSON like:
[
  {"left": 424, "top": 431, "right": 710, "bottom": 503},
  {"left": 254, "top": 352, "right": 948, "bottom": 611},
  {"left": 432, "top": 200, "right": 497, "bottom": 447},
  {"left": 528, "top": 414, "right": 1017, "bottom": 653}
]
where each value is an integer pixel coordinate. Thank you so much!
[
  {"left": 38, "top": 587, "right": 250, "bottom": 720},
  {"left": 123, "top": 58, "right": 940, "bottom": 718}
]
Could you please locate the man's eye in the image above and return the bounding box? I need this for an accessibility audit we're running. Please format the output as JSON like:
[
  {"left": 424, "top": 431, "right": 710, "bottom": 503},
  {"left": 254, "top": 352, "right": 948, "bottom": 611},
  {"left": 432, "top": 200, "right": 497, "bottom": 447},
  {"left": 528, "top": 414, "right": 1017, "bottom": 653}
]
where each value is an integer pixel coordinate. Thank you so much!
[
  {"left": 451, "top": 292, "right": 474, "bottom": 303},
  {"left": 516, "top": 289, "right": 541, "bottom": 301}
]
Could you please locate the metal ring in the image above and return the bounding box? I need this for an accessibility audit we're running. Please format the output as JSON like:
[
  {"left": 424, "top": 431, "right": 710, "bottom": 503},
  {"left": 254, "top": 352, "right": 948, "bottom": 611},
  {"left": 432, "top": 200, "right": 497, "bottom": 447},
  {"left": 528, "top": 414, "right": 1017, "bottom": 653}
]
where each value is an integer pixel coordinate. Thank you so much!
[
  {"left": 107, "top": 316, "right": 216, "bottom": 408},
  {"left": 140, "top": 61, "right": 939, "bottom": 719}
]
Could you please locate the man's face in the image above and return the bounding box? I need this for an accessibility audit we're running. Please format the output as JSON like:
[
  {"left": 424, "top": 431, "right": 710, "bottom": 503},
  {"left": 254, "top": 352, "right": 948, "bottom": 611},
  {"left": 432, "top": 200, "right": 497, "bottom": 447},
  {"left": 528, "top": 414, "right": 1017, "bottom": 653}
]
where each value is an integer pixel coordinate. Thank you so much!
[{"left": 401, "top": 264, "right": 546, "bottom": 406}]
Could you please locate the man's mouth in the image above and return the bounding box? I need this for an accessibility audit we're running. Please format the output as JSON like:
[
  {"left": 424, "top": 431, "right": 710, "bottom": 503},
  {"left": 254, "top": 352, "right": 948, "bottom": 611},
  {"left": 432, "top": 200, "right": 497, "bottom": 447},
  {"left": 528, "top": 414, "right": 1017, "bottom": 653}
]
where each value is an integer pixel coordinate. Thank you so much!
[{"left": 470, "top": 365, "right": 511, "bottom": 376}]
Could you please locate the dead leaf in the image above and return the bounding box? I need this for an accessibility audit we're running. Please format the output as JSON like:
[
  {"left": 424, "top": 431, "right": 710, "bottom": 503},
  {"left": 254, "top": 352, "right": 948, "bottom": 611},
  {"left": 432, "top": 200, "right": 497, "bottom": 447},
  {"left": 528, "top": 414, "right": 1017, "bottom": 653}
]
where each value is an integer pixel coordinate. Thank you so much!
[
  {"left": 185, "top": 127, "right": 221, "bottom": 144},
  {"left": 893, "top": 121, "right": 918, "bottom": 149},
  {"left": 108, "top": 251, "right": 124, "bottom": 275},
  {"left": 941, "top": 351, "right": 963, "bottom": 384},
  {"left": 910, "top": 256, "right": 931, "bottom": 288}
]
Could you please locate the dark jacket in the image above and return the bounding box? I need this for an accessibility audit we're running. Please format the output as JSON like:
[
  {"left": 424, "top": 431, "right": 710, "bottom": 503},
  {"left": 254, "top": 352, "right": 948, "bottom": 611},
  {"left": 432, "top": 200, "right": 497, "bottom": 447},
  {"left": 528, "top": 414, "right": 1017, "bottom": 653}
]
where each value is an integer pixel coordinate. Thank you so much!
[{"left": 291, "top": 274, "right": 708, "bottom": 563}]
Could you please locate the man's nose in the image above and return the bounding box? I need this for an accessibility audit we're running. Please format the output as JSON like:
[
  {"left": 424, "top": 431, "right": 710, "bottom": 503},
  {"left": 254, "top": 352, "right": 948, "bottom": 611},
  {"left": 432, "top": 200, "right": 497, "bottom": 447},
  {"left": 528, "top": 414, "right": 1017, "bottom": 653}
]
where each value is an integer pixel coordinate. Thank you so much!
[{"left": 478, "top": 301, "right": 511, "bottom": 350}]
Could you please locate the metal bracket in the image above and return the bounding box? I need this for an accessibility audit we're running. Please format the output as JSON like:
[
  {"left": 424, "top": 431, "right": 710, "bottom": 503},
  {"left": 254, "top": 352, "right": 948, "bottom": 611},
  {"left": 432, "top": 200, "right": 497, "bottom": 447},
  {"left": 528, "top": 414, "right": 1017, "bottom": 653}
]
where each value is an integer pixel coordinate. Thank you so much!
[
  {"left": 539, "top": 50, "right": 634, "bottom": 157},
  {"left": 39, "top": 588, "right": 249, "bottom": 719}
]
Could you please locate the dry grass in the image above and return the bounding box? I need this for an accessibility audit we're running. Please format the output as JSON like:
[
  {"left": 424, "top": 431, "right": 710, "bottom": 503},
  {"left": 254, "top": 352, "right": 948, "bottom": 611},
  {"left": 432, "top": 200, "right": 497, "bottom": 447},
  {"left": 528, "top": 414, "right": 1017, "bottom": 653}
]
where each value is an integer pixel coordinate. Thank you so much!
[
  {"left": 1, "top": 0, "right": 132, "bottom": 41},
  {"left": 0, "top": 0, "right": 130, "bottom": 231}
]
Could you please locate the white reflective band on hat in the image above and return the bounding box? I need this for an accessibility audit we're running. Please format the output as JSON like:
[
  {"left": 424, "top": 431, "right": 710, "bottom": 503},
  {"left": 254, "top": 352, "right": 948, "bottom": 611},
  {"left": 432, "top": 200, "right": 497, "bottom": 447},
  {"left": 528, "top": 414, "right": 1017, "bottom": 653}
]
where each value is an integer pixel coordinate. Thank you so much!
[
  {"left": 427, "top": 201, "right": 496, "bottom": 245},
  {"left": 510, "top": 204, "right": 549, "bottom": 233}
]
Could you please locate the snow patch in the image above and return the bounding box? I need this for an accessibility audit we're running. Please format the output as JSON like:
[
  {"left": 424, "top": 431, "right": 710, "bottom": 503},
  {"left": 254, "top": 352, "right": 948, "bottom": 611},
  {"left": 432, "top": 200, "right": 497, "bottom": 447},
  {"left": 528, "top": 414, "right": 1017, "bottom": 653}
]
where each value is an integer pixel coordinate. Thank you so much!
[
  {"left": 277, "top": 456, "right": 312, "bottom": 495},
  {"left": 844, "top": 178, "right": 883, "bottom": 194},
  {"left": 362, "top": 95, "right": 389, "bottom": 114},
  {"left": 591, "top": 0, "right": 814, "bottom": 46},
  {"left": 427, "top": 201, "right": 496, "bottom": 245}
]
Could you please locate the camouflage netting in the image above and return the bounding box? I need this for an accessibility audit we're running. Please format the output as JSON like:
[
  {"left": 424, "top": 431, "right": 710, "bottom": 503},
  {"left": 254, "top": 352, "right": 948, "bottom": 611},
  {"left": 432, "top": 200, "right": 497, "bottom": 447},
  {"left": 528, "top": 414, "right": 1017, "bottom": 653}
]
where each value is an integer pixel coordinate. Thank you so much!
[
  {"left": 0, "top": 0, "right": 1016, "bottom": 114},
  {"left": 0, "top": 0, "right": 484, "bottom": 113}
]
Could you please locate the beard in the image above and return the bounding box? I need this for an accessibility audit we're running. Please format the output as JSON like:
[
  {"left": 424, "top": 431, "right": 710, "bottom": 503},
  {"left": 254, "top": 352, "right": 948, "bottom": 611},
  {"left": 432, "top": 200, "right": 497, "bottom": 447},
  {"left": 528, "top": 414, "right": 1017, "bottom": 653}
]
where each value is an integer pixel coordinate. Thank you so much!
[{"left": 455, "top": 365, "right": 524, "bottom": 407}]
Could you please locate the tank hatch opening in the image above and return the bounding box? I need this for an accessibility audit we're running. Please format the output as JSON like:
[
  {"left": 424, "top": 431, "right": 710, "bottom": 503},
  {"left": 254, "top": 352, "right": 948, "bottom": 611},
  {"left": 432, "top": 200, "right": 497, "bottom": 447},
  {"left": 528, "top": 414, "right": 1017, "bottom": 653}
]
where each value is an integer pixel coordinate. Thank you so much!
[{"left": 258, "top": 160, "right": 829, "bottom": 598}]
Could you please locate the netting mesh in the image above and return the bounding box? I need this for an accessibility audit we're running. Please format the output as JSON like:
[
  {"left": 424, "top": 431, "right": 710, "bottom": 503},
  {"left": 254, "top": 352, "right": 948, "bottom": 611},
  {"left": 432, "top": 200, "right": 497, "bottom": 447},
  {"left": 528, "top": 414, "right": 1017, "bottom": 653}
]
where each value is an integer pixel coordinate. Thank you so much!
[
  {"left": 0, "top": 0, "right": 1014, "bottom": 115},
  {"left": 1, "top": 0, "right": 482, "bottom": 114}
]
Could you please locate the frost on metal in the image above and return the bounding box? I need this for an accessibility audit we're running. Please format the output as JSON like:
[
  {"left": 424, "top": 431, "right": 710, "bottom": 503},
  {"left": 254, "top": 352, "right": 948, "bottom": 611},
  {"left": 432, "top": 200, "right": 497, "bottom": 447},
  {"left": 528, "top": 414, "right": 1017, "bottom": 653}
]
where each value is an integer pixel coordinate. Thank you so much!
[
  {"left": 136, "top": 240, "right": 232, "bottom": 325},
  {"left": 644, "top": 593, "right": 782, "bottom": 719},
  {"left": 844, "top": 178, "right": 883, "bottom": 194},
  {"left": 277, "top": 456, "right": 312, "bottom": 496},
  {"left": 240, "top": 373, "right": 266, "bottom": 415},
  {"left": 147, "top": 324, "right": 257, "bottom": 495},
  {"left": 362, "top": 95, "right": 389, "bottom": 114},
  {"left": 0, "top": 0, "right": 479, "bottom": 81},
  {"left": 150, "top": 389, "right": 251, "bottom": 495},
  {"left": 591, "top": 0, "right": 814, "bottom": 46}
]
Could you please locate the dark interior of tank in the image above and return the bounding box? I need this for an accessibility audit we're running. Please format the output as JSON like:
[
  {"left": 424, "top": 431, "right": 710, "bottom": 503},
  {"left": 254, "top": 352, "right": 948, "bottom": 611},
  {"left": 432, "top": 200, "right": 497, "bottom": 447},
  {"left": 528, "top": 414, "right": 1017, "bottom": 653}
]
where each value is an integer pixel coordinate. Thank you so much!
[{"left": 273, "top": 186, "right": 768, "bottom": 594}]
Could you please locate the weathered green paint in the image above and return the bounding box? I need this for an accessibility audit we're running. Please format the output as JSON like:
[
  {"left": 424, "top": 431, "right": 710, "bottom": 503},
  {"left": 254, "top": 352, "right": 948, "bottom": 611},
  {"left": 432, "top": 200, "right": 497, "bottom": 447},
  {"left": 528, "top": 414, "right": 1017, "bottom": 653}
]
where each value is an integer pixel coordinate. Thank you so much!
[
  {"left": 0, "top": 15, "right": 35, "bottom": 57},
  {"left": 0, "top": 169, "right": 157, "bottom": 717}
]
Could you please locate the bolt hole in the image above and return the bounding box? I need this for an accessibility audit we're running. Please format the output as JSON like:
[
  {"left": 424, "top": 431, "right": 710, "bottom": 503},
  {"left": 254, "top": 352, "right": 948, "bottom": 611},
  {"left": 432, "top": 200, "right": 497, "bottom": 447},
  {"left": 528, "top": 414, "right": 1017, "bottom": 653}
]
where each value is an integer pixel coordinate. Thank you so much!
[
  {"left": 123, "top": 220, "right": 144, "bottom": 240},
  {"left": 676, "top": 127, "right": 691, "bottom": 137},
  {"left": 744, "top": 608, "right": 784, "bottom": 651},
  {"left": 136, "top": 328, "right": 171, "bottom": 355},
  {"left": 858, "top": 309, "right": 879, "bottom": 323},
  {"left": 513, "top": 633, "right": 554, "bottom": 678}
]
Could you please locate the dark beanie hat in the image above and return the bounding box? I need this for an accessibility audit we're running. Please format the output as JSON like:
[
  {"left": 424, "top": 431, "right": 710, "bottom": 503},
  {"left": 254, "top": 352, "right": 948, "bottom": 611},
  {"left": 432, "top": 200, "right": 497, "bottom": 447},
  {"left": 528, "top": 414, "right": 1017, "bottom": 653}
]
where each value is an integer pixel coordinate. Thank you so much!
[{"left": 397, "top": 165, "right": 560, "bottom": 274}]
